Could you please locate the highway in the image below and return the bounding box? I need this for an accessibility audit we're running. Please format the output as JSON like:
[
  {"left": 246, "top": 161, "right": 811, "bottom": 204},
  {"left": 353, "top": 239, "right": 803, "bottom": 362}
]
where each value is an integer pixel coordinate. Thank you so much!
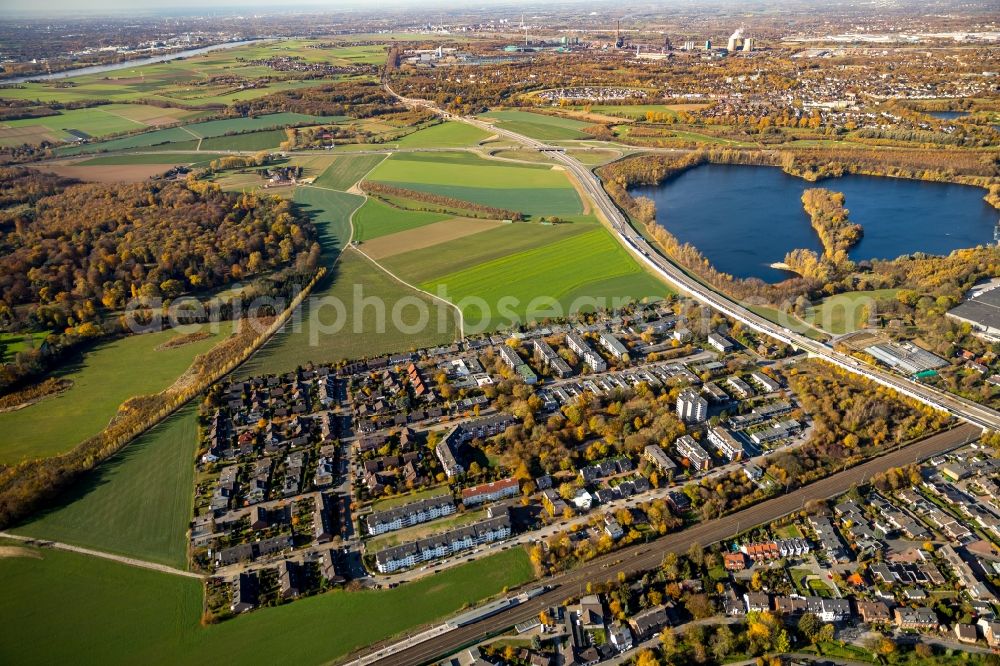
[
  {"left": 385, "top": 84, "right": 1000, "bottom": 432},
  {"left": 353, "top": 423, "right": 980, "bottom": 666}
]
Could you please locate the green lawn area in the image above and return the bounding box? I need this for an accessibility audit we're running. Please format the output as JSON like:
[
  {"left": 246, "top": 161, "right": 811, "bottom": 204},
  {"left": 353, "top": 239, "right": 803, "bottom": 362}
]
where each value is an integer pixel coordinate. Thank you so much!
[
  {"left": 482, "top": 110, "right": 592, "bottom": 141},
  {"left": 367, "top": 509, "right": 488, "bottom": 550},
  {"left": 352, "top": 197, "right": 450, "bottom": 241},
  {"left": 369, "top": 485, "right": 453, "bottom": 511},
  {"left": 790, "top": 567, "right": 813, "bottom": 593},
  {"left": 417, "top": 226, "right": 668, "bottom": 330},
  {"left": 804, "top": 288, "right": 901, "bottom": 335},
  {"left": 808, "top": 578, "right": 834, "bottom": 597},
  {"left": 312, "top": 153, "right": 386, "bottom": 191},
  {"left": 394, "top": 121, "right": 492, "bottom": 148},
  {"left": 0, "top": 330, "right": 51, "bottom": 362},
  {"left": 775, "top": 523, "right": 803, "bottom": 539},
  {"left": 0, "top": 325, "right": 225, "bottom": 465},
  {"left": 368, "top": 151, "right": 583, "bottom": 217},
  {"left": 747, "top": 304, "right": 829, "bottom": 341},
  {"left": 11, "top": 404, "right": 199, "bottom": 569},
  {"left": 0, "top": 543, "right": 533, "bottom": 665}
]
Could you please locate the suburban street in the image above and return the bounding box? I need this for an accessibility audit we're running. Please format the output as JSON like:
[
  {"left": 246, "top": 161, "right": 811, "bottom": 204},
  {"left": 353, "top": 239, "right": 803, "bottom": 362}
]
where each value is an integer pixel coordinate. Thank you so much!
[{"left": 351, "top": 423, "right": 980, "bottom": 666}]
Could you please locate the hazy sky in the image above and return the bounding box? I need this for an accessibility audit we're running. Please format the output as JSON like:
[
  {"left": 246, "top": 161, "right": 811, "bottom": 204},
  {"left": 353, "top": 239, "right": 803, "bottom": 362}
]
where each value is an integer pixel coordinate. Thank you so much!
[
  {"left": 0, "top": 0, "right": 615, "bottom": 19},
  {"left": 0, "top": 0, "right": 558, "bottom": 17}
]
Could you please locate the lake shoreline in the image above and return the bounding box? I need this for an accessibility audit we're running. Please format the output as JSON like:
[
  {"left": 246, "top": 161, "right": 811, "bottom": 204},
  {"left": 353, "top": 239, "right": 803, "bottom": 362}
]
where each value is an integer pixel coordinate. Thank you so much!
[{"left": 631, "top": 163, "right": 998, "bottom": 284}]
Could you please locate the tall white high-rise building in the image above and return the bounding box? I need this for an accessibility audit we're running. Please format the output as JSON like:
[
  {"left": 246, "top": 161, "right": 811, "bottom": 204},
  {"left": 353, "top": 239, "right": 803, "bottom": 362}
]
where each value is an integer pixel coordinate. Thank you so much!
[{"left": 677, "top": 388, "right": 708, "bottom": 423}]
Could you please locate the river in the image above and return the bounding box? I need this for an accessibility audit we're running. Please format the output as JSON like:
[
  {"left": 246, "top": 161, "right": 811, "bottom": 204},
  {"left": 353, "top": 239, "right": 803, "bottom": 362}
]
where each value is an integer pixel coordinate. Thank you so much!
[
  {"left": 631, "top": 164, "right": 998, "bottom": 283},
  {"left": 2, "top": 40, "right": 266, "bottom": 85}
]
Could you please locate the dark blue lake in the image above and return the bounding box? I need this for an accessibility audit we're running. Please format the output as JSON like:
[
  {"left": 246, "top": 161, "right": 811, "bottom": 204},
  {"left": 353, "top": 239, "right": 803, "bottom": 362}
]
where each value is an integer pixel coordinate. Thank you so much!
[
  {"left": 630, "top": 164, "right": 998, "bottom": 282},
  {"left": 928, "top": 111, "right": 969, "bottom": 120}
]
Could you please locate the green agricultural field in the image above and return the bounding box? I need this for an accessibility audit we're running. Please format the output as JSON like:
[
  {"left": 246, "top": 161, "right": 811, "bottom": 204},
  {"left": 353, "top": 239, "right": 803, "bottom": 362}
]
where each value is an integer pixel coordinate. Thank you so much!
[
  {"left": 0, "top": 544, "right": 533, "bottom": 665},
  {"left": 237, "top": 248, "right": 457, "bottom": 376},
  {"left": 352, "top": 197, "right": 450, "bottom": 241},
  {"left": 381, "top": 219, "right": 588, "bottom": 276},
  {"left": 57, "top": 112, "right": 333, "bottom": 155},
  {"left": 573, "top": 103, "right": 708, "bottom": 120},
  {"left": 368, "top": 151, "right": 583, "bottom": 217},
  {"left": 11, "top": 405, "right": 199, "bottom": 569},
  {"left": 0, "top": 543, "right": 204, "bottom": 665},
  {"left": 179, "top": 113, "right": 342, "bottom": 138},
  {"left": 380, "top": 221, "right": 591, "bottom": 285},
  {"left": 0, "top": 103, "right": 204, "bottom": 146},
  {"left": 418, "top": 227, "right": 667, "bottom": 329},
  {"left": 567, "top": 148, "right": 624, "bottom": 166},
  {"left": 0, "top": 40, "right": 370, "bottom": 107},
  {"left": 482, "top": 110, "right": 592, "bottom": 141},
  {"left": 233, "top": 183, "right": 456, "bottom": 375},
  {"left": 805, "top": 288, "right": 901, "bottom": 335},
  {"left": 78, "top": 152, "right": 225, "bottom": 166},
  {"left": 394, "top": 121, "right": 492, "bottom": 148},
  {"left": 56, "top": 125, "right": 200, "bottom": 155},
  {"left": 0, "top": 325, "right": 225, "bottom": 464},
  {"left": 295, "top": 185, "right": 363, "bottom": 254},
  {"left": 312, "top": 153, "right": 386, "bottom": 191},
  {"left": 198, "top": 128, "right": 287, "bottom": 151}
]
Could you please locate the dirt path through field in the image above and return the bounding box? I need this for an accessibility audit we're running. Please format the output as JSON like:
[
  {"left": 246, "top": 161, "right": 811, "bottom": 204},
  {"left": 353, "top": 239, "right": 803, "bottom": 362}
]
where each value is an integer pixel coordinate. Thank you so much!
[{"left": 0, "top": 531, "right": 203, "bottom": 578}]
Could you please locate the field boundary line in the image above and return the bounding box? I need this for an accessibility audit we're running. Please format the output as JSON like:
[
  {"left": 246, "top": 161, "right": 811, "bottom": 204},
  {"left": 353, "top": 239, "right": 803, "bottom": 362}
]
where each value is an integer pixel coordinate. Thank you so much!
[
  {"left": 0, "top": 531, "right": 203, "bottom": 579},
  {"left": 94, "top": 107, "right": 150, "bottom": 128},
  {"left": 352, "top": 245, "right": 464, "bottom": 341},
  {"left": 306, "top": 152, "right": 465, "bottom": 341},
  {"left": 179, "top": 125, "right": 202, "bottom": 141}
]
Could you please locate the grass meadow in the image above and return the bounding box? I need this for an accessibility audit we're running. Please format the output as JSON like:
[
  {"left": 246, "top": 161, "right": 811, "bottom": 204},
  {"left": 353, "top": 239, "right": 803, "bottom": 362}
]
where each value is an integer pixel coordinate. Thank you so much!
[
  {"left": 394, "top": 121, "right": 492, "bottom": 148},
  {"left": 77, "top": 152, "right": 224, "bottom": 165},
  {"left": 352, "top": 197, "right": 450, "bottom": 241},
  {"left": 805, "top": 288, "right": 901, "bottom": 335},
  {"left": 368, "top": 151, "right": 583, "bottom": 217},
  {"left": 0, "top": 542, "right": 532, "bottom": 665},
  {"left": 419, "top": 226, "right": 668, "bottom": 328},
  {"left": 11, "top": 404, "right": 199, "bottom": 568},
  {"left": 482, "top": 110, "right": 592, "bottom": 141},
  {"left": 57, "top": 112, "right": 332, "bottom": 155},
  {"left": 311, "top": 153, "right": 386, "bottom": 191},
  {"left": 0, "top": 326, "right": 225, "bottom": 465}
]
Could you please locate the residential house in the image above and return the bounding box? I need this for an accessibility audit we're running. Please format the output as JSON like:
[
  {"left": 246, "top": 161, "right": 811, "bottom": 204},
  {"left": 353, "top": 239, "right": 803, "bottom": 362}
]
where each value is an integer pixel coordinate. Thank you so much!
[
  {"left": 895, "top": 607, "right": 939, "bottom": 631},
  {"left": 462, "top": 477, "right": 520, "bottom": 507},
  {"left": 628, "top": 605, "right": 671, "bottom": 640},
  {"left": 231, "top": 572, "right": 258, "bottom": 613}
]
